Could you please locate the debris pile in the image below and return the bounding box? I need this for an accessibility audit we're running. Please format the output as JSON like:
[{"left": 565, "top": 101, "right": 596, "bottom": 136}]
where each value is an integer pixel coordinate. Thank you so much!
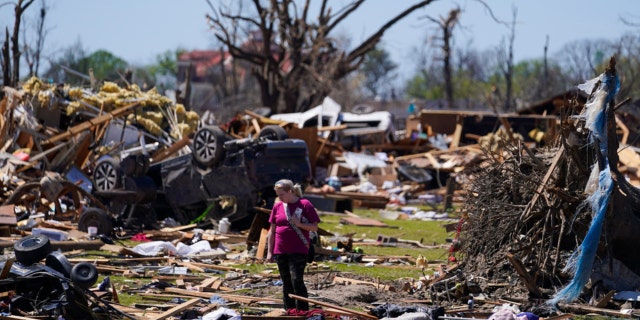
[{"left": 457, "top": 57, "right": 640, "bottom": 318}]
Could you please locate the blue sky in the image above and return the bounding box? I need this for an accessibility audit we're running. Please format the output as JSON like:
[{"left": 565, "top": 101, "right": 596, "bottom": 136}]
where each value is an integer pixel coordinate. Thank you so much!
[{"left": 2, "top": 0, "right": 639, "bottom": 83}]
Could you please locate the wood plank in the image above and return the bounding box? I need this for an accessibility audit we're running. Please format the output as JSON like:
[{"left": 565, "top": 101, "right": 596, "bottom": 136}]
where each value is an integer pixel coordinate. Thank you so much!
[
  {"left": 256, "top": 228, "right": 269, "bottom": 260},
  {"left": 595, "top": 290, "right": 616, "bottom": 308},
  {"left": 155, "top": 298, "right": 201, "bottom": 320},
  {"left": 289, "top": 294, "right": 378, "bottom": 319},
  {"left": 42, "top": 102, "right": 141, "bottom": 145},
  {"left": 151, "top": 134, "right": 191, "bottom": 163},
  {"left": 506, "top": 253, "right": 542, "bottom": 297},
  {"left": 519, "top": 145, "right": 564, "bottom": 221},
  {"left": 333, "top": 276, "right": 392, "bottom": 291},
  {"left": 339, "top": 217, "right": 388, "bottom": 227}
]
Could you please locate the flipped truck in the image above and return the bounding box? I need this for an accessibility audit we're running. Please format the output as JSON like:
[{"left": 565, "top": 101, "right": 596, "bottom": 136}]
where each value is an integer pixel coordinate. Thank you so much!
[{"left": 84, "top": 124, "right": 312, "bottom": 234}]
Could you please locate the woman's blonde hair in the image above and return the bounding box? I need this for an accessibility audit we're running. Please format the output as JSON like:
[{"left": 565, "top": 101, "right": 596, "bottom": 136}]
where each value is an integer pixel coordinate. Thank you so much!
[{"left": 274, "top": 179, "right": 303, "bottom": 197}]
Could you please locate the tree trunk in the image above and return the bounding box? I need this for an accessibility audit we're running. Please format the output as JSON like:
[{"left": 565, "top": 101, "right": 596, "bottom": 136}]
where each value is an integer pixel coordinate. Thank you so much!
[{"left": 255, "top": 70, "right": 280, "bottom": 113}]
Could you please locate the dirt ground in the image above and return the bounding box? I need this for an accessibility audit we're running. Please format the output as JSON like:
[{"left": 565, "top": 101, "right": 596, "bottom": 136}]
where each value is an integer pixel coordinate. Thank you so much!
[{"left": 241, "top": 271, "right": 426, "bottom": 311}]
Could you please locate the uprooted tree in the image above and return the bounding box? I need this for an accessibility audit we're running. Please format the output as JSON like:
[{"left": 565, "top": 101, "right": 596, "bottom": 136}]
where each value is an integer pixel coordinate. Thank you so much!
[{"left": 206, "top": 0, "right": 435, "bottom": 114}]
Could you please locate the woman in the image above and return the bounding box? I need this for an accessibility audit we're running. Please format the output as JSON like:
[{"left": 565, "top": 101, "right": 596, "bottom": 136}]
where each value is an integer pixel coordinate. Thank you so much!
[{"left": 266, "top": 179, "right": 320, "bottom": 311}]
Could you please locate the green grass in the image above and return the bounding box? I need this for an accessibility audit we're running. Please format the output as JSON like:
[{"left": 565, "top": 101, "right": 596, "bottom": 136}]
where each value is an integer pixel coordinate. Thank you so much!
[
  {"left": 104, "top": 207, "right": 456, "bottom": 306},
  {"left": 318, "top": 208, "right": 455, "bottom": 253}
]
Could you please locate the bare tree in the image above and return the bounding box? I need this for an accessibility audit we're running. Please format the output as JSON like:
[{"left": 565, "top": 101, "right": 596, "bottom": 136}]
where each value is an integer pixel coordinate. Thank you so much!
[
  {"left": 423, "top": 7, "right": 460, "bottom": 109},
  {"left": 556, "top": 39, "right": 615, "bottom": 85},
  {"left": 23, "top": 0, "right": 48, "bottom": 78},
  {"left": 206, "top": 0, "right": 435, "bottom": 114},
  {"left": 2, "top": 0, "right": 36, "bottom": 88},
  {"left": 496, "top": 6, "right": 516, "bottom": 111}
]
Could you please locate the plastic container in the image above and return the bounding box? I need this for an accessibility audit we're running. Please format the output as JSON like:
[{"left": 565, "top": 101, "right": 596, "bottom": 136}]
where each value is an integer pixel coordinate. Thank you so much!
[
  {"left": 327, "top": 176, "right": 341, "bottom": 191},
  {"left": 31, "top": 227, "right": 69, "bottom": 241},
  {"left": 218, "top": 218, "right": 231, "bottom": 234}
]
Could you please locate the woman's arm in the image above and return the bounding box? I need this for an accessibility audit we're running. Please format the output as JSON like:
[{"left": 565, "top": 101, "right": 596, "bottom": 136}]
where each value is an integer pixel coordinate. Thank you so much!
[
  {"left": 292, "top": 219, "right": 318, "bottom": 232},
  {"left": 266, "top": 223, "right": 276, "bottom": 261}
]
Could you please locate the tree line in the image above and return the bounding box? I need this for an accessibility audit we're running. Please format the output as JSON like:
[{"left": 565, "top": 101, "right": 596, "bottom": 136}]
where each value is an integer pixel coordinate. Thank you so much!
[{"left": 2, "top": 0, "right": 639, "bottom": 119}]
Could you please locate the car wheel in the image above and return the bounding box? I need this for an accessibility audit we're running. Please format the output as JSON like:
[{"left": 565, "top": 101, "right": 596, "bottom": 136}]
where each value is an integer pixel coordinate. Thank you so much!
[
  {"left": 78, "top": 208, "right": 113, "bottom": 235},
  {"left": 93, "top": 157, "right": 121, "bottom": 192},
  {"left": 192, "top": 125, "right": 226, "bottom": 167},
  {"left": 46, "top": 251, "right": 72, "bottom": 278},
  {"left": 258, "top": 125, "right": 288, "bottom": 140},
  {"left": 121, "top": 154, "right": 150, "bottom": 177},
  {"left": 70, "top": 262, "right": 99, "bottom": 289},
  {"left": 14, "top": 234, "right": 52, "bottom": 266}
]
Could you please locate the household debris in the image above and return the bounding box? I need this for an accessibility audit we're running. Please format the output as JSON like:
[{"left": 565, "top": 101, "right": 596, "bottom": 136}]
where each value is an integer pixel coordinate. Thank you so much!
[{"left": 2, "top": 57, "right": 640, "bottom": 319}]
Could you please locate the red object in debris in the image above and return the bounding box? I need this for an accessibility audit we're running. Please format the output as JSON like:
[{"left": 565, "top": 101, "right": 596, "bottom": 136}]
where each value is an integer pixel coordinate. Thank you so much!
[
  {"left": 131, "top": 233, "right": 150, "bottom": 242},
  {"left": 14, "top": 151, "right": 29, "bottom": 161}
]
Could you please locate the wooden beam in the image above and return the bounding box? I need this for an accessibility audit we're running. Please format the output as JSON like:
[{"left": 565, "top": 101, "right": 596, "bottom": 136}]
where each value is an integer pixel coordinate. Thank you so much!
[
  {"left": 519, "top": 145, "right": 564, "bottom": 221},
  {"left": 506, "top": 253, "right": 542, "bottom": 297},
  {"left": 289, "top": 294, "right": 378, "bottom": 319},
  {"left": 155, "top": 298, "right": 200, "bottom": 320},
  {"left": 42, "top": 102, "right": 141, "bottom": 145},
  {"left": 151, "top": 134, "right": 190, "bottom": 163}
]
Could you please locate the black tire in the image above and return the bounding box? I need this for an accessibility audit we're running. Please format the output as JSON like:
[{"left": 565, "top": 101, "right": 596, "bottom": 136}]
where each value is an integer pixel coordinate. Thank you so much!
[
  {"left": 192, "top": 125, "right": 226, "bottom": 167},
  {"left": 78, "top": 208, "right": 113, "bottom": 235},
  {"left": 121, "top": 154, "right": 150, "bottom": 177},
  {"left": 14, "top": 234, "right": 52, "bottom": 266},
  {"left": 258, "top": 125, "right": 288, "bottom": 140},
  {"left": 70, "top": 262, "right": 99, "bottom": 289},
  {"left": 93, "top": 157, "right": 121, "bottom": 192},
  {"left": 45, "top": 251, "right": 72, "bottom": 278}
]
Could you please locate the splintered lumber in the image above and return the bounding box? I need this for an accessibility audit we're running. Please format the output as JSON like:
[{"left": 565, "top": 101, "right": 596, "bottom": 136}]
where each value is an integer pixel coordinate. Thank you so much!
[
  {"left": 289, "top": 294, "right": 378, "bottom": 319},
  {"left": 333, "top": 276, "right": 393, "bottom": 291},
  {"left": 42, "top": 102, "right": 141, "bottom": 145},
  {"left": 183, "top": 261, "right": 244, "bottom": 273},
  {"left": 506, "top": 253, "right": 542, "bottom": 297},
  {"left": 151, "top": 134, "right": 190, "bottom": 163},
  {"left": 164, "top": 287, "right": 278, "bottom": 304},
  {"left": 595, "top": 290, "right": 615, "bottom": 308},
  {"left": 339, "top": 216, "right": 389, "bottom": 227},
  {"left": 155, "top": 298, "right": 201, "bottom": 320},
  {"left": 519, "top": 145, "right": 564, "bottom": 221},
  {"left": 557, "top": 303, "right": 634, "bottom": 318}
]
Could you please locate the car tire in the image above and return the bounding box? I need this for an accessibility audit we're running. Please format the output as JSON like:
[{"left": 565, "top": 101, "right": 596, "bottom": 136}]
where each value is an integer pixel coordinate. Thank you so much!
[
  {"left": 192, "top": 125, "right": 226, "bottom": 167},
  {"left": 14, "top": 234, "right": 52, "bottom": 266},
  {"left": 70, "top": 262, "right": 99, "bottom": 289},
  {"left": 93, "top": 157, "right": 122, "bottom": 192},
  {"left": 45, "top": 251, "right": 72, "bottom": 278},
  {"left": 78, "top": 208, "right": 113, "bottom": 235},
  {"left": 258, "top": 125, "right": 288, "bottom": 140},
  {"left": 121, "top": 154, "right": 150, "bottom": 177}
]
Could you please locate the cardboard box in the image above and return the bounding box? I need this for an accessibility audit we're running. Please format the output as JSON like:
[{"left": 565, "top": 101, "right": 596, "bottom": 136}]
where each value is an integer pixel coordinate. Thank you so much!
[
  {"left": 328, "top": 162, "right": 355, "bottom": 177},
  {"left": 367, "top": 165, "right": 397, "bottom": 187},
  {"left": 0, "top": 205, "right": 17, "bottom": 225}
]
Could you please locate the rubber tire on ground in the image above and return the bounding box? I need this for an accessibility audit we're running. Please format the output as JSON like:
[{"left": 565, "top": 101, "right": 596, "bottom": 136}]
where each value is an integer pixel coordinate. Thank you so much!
[
  {"left": 93, "top": 157, "right": 122, "bottom": 192},
  {"left": 258, "top": 125, "right": 288, "bottom": 140},
  {"left": 78, "top": 208, "right": 113, "bottom": 235},
  {"left": 192, "top": 125, "right": 226, "bottom": 167},
  {"left": 14, "top": 234, "right": 52, "bottom": 266},
  {"left": 45, "top": 251, "right": 72, "bottom": 278},
  {"left": 70, "top": 262, "right": 99, "bottom": 289}
]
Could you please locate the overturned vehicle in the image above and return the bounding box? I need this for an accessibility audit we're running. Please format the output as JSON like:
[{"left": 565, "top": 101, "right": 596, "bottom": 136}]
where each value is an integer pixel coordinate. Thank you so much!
[
  {"left": 86, "top": 124, "right": 311, "bottom": 234},
  {"left": 2, "top": 234, "right": 103, "bottom": 319}
]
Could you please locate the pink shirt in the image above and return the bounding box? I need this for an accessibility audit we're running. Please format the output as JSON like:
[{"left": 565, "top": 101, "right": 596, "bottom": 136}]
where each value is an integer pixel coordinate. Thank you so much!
[{"left": 269, "top": 198, "right": 320, "bottom": 255}]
